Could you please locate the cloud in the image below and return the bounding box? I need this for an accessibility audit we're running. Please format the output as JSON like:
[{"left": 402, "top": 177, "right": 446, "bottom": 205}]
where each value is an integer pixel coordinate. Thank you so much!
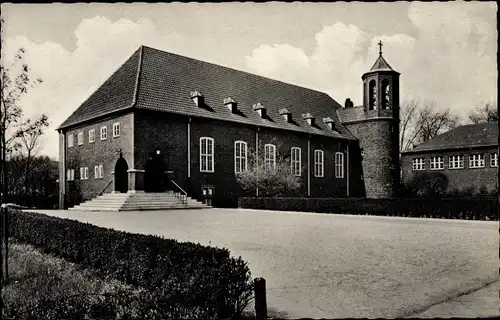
[
  {"left": 1, "top": 3, "right": 496, "bottom": 159},
  {"left": 245, "top": 3, "right": 497, "bottom": 119},
  {"left": 1, "top": 16, "right": 186, "bottom": 159}
]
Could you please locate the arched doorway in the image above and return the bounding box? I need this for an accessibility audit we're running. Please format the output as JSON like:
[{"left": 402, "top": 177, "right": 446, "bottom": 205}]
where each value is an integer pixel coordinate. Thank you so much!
[
  {"left": 114, "top": 155, "right": 129, "bottom": 193},
  {"left": 144, "top": 150, "right": 168, "bottom": 192}
]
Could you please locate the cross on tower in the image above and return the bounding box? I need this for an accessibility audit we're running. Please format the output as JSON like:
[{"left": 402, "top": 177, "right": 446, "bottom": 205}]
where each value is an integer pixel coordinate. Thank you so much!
[{"left": 378, "top": 40, "right": 383, "bottom": 56}]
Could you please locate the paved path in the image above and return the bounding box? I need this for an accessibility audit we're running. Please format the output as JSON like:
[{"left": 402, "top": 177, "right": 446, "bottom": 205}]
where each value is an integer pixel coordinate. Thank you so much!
[
  {"left": 407, "top": 280, "right": 499, "bottom": 318},
  {"left": 25, "top": 208, "right": 499, "bottom": 319}
]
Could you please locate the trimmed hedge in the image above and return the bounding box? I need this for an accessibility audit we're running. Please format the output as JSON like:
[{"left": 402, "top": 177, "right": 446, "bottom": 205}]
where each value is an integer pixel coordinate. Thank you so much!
[
  {"left": 238, "top": 197, "right": 499, "bottom": 220},
  {"left": 8, "top": 210, "right": 254, "bottom": 319}
]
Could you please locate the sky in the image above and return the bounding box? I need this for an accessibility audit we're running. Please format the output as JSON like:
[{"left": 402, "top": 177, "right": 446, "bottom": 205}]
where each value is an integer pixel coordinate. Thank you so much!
[{"left": 1, "top": 2, "right": 497, "bottom": 159}]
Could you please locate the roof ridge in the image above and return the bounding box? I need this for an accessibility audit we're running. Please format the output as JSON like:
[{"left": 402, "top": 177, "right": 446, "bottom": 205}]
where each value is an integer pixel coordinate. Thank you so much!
[
  {"left": 57, "top": 46, "right": 142, "bottom": 130},
  {"left": 140, "top": 45, "right": 333, "bottom": 99},
  {"left": 131, "top": 45, "right": 144, "bottom": 107}
]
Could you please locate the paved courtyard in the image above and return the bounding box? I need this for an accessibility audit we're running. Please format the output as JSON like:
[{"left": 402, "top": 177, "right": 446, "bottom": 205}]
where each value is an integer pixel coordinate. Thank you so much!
[{"left": 28, "top": 208, "right": 499, "bottom": 318}]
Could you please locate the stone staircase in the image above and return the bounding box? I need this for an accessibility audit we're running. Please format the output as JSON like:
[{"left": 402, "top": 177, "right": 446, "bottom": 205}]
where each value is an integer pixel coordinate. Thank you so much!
[{"left": 69, "top": 191, "right": 210, "bottom": 211}]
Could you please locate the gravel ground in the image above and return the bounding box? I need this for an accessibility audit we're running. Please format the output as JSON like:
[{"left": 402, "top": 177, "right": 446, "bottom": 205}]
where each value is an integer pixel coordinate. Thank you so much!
[{"left": 27, "top": 208, "right": 499, "bottom": 319}]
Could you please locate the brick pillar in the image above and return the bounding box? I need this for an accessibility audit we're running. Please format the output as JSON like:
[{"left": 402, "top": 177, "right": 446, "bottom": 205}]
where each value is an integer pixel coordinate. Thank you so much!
[{"left": 127, "top": 169, "right": 145, "bottom": 193}]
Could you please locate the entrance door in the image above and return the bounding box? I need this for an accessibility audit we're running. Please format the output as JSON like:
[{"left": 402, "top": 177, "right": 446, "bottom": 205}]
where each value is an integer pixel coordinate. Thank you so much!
[
  {"left": 114, "top": 156, "right": 129, "bottom": 193},
  {"left": 144, "top": 151, "right": 168, "bottom": 192}
]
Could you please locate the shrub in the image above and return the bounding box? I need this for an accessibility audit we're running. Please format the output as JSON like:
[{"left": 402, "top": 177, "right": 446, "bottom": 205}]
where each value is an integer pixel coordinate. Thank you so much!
[
  {"left": 238, "top": 197, "right": 498, "bottom": 221},
  {"left": 7, "top": 209, "right": 254, "bottom": 319}
]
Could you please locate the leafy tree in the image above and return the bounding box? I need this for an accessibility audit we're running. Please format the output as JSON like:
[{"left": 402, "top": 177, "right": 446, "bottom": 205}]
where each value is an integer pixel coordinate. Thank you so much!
[
  {"left": 468, "top": 101, "right": 498, "bottom": 124},
  {"left": 236, "top": 144, "right": 302, "bottom": 197},
  {"left": 400, "top": 99, "right": 460, "bottom": 151}
]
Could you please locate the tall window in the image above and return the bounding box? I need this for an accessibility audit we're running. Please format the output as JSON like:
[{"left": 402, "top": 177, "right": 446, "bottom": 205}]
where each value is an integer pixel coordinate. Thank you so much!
[
  {"left": 490, "top": 153, "right": 498, "bottom": 167},
  {"left": 98, "top": 164, "right": 104, "bottom": 178},
  {"left": 291, "top": 147, "right": 301, "bottom": 176},
  {"left": 200, "top": 137, "right": 214, "bottom": 172},
  {"left": 449, "top": 155, "right": 464, "bottom": 169},
  {"left": 368, "top": 80, "right": 377, "bottom": 110},
  {"left": 113, "top": 122, "right": 120, "bottom": 138},
  {"left": 77, "top": 132, "right": 84, "bottom": 146},
  {"left": 314, "top": 150, "right": 324, "bottom": 177},
  {"left": 335, "top": 152, "right": 344, "bottom": 178},
  {"left": 68, "top": 134, "right": 74, "bottom": 147},
  {"left": 469, "top": 154, "right": 485, "bottom": 168},
  {"left": 100, "top": 126, "right": 107, "bottom": 140},
  {"left": 412, "top": 158, "right": 425, "bottom": 171},
  {"left": 94, "top": 165, "right": 99, "bottom": 179},
  {"left": 430, "top": 156, "right": 444, "bottom": 170},
  {"left": 234, "top": 141, "right": 247, "bottom": 173},
  {"left": 89, "top": 129, "right": 95, "bottom": 143},
  {"left": 79, "top": 167, "right": 84, "bottom": 180},
  {"left": 381, "top": 79, "right": 390, "bottom": 110},
  {"left": 66, "top": 169, "right": 75, "bottom": 181},
  {"left": 264, "top": 144, "right": 276, "bottom": 173}
]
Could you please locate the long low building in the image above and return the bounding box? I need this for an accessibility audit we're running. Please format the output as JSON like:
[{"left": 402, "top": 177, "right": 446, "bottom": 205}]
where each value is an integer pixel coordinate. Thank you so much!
[
  {"left": 57, "top": 44, "right": 402, "bottom": 208},
  {"left": 401, "top": 122, "right": 498, "bottom": 196}
]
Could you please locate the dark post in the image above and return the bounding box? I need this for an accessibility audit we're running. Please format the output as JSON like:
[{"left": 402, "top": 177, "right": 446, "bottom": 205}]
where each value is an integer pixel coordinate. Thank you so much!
[
  {"left": 2, "top": 206, "right": 8, "bottom": 281},
  {"left": 0, "top": 206, "right": 3, "bottom": 283},
  {"left": 254, "top": 277, "right": 267, "bottom": 319}
]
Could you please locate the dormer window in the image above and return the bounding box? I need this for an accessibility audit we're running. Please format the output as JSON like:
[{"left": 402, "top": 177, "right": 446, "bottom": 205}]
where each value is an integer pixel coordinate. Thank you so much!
[
  {"left": 279, "top": 108, "right": 292, "bottom": 123},
  {"left": 224, "top": 97, "right": 237, "bottom": 113},
  {"left": 190, "top": 90, "right": 204, "bottom": 107},
  {"left": 302, "top": 113, "right": 315, "bottom": 126},
  {"left": 322, "top": 117, "right": 335, "bottom": 130},
  {"left": 253, "top": 103, "right": 267, "bottom": 118}
]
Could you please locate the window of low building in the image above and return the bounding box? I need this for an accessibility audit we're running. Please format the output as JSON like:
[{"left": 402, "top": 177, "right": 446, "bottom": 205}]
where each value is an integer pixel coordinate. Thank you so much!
[
  {"left": 469, "top": 154, "right": 485, "bottom": 168},
  {"left": 412, "top": 158, "right": 425, "bottom": 171},
  {"left": 449, "top": 155, "right": 464, "bottom": 169},
  {"left": 430, "top": 156, "right": 444, "bottom": 170}
]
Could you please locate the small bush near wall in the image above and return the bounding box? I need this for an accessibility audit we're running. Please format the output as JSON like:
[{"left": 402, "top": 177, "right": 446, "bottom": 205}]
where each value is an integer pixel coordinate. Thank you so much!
[
  {"left": 239, "top": 197, "right": 499, "bottom": 221},
  {"left": 8, "top": 210, "right": 254, "bottom": 319}
]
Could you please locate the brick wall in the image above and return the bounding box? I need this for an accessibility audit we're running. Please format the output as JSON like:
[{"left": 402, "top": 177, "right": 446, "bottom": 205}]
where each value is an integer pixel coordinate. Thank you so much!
[
  {"left": 346, "top": 118, "right": 400, "bottom": 198},
  {"left": 64, "top": 111, "right": 134, "bottom": 206},
  {"left": 401, "top": 146, "right": 499, "bottom": 195},
  {"left": 133, "top": 109, "right": 360, "bottom": 207}
]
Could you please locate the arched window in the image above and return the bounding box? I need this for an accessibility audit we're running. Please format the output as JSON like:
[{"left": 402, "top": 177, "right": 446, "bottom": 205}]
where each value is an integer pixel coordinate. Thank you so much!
[
  {"left": 291, "top": 147, "right": 301, "bottom": 176},
  {"left": 381, "top": 79, "right": 390, "bottom": 110},
  {"left": 264, "top": 144, "right": 276, "bottom": 173},
  {"left": 369, "top": 80, "right": 377, "bottom": 110},
  {"left": 234, "top": 141, "right": 247, "bottom": 173}
]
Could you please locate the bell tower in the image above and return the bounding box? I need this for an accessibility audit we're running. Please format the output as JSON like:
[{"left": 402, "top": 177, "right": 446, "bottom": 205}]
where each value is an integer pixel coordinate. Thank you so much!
[{"left": 342, "top": 41, "right": 401, "bottom": 198}]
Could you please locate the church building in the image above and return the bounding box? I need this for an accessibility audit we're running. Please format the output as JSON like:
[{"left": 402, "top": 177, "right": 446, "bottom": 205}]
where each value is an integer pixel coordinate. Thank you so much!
[{"left": 57, "top": 43, "right": 401, "bottom": 208}]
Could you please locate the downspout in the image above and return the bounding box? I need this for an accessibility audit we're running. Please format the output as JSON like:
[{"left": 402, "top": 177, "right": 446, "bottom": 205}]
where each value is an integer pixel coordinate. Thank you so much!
[
  {"left": 256, "top": 127, "right": 259, "bottom": 197},
  {"left": 307, "top": 134, "right": 311, "bottom": 197},
  {"left": 59, "top": 129, "right": 66, "bottom": 209},
  {"left": 187, "top": 116, "right": 191, "bottom": 178},
  {"left": 346, "top": 142, "right": 350, "bottom": 197}
]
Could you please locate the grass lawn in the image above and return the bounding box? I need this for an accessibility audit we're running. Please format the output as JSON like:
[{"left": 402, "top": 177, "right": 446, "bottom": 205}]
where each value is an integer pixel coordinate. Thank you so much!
[{"left": 2, "top": 242, "right": 145, "bottom": 319}]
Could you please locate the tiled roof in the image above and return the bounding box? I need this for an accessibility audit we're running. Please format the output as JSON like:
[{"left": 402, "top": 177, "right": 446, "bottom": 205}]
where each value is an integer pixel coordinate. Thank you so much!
[
  {"left": 336, "top": 106, "right": 367, "bottom": 123},
  {"left": 402, "top": 122, "right": 499, "bottom": 154},
  {"left": 58, "top": 48, "right": 141, "bottom": 129},
  {"left": 369, "top": 55, "right": 394, "bottom": 72},
  {"left": 58, "top": 46, "right": 356, "bottom": 140}
]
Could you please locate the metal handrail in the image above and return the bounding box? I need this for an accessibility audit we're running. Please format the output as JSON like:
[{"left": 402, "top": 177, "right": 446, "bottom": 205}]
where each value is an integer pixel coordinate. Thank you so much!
[
  {"left": 98, "top": 180, "right": 113, "bottom": 196},
  {"left": 170, "top": 180, "right": 187, "bottom": 205}
]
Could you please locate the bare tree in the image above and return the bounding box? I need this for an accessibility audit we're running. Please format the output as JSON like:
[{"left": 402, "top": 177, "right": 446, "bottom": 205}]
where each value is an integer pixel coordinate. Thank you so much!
[
  {"left": 468, "top": 101, "right": 498, "bottom": 124},
  {"left": 400, "top": 99, "right": 460, "bottom": 151},
  {"left": 15, "top": 115, "right": 50, "bottom": 195},
  {"left": 236, "top": 144, "right": 302, "bottom": 197},
  {"left": 1, "top": 18, "right": 45, "bottom": 201}
]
